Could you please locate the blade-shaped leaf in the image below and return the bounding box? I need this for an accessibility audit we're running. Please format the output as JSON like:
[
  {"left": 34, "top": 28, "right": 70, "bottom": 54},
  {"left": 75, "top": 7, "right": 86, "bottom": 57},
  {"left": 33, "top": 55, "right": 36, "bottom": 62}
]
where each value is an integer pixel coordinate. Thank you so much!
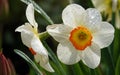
[
  {"left": 71, "top": 63, "right": 84, "bottom": 75},
  {"left": 21, "top": 0, "right": 54, "bottom": 24},
  {"left": 42, "top": 41, "right": 67, "bottom": 75},
  {"left": 14, "top": 49, "right": 42, "bottom": 75},
  {"left": 115, "top": 55, "right": 120, "bottom": 75},
  {"left": 113, "top": 29, "right": 120, "bottom": 63}
]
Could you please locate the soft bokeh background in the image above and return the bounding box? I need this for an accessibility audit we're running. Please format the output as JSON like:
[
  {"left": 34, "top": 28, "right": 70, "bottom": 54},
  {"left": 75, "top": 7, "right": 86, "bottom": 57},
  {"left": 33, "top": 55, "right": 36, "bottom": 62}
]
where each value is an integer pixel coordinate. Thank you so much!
[{"left": 0, "top": 0, "right": 120, "bottom": 75}]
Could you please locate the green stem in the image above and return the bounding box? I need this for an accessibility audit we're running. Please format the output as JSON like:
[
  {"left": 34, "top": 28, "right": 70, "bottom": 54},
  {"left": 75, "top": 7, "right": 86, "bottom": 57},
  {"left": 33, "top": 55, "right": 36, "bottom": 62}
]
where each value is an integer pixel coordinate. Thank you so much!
[
  {"left": 42, "top": 41, "right": 67, "bottom": 75},
  {"left": 39, "top": 31, "right": 50, "bottom": 40},
  {"left": 98, "top": 65, "right": 104, "bottom": 75},
  {"left": 71, "top": 63, "right": 84, "bottom": 75}
]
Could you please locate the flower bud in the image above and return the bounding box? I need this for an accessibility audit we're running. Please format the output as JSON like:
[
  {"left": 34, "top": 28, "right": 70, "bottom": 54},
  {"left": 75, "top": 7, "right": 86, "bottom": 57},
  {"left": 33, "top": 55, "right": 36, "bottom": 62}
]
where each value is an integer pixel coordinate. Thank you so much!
[{"left": 0, "top": 51, "right": 16, "bottom": 75}]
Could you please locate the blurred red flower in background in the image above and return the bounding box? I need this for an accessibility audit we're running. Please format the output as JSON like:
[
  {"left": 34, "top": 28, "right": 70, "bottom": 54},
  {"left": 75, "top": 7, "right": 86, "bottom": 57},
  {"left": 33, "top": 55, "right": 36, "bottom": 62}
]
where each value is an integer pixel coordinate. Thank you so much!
[{"left": 0, "top": 51, "right": 16, "bottom": 75}]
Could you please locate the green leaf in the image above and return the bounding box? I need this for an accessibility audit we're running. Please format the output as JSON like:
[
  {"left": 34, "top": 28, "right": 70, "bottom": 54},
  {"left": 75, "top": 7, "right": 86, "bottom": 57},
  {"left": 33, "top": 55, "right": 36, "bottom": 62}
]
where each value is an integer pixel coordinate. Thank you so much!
[
  {"left": 90, "top": 69, "right": 96, "bottom": 75},
  {"left": 21, "top": 0, "right": 54, "bottom": 24},
  {"left": 42, "top": 41, "right": 67, "bottom": 75},
  {"left": 71, "top": 63, "right": 84, "bottom": 75},
  {"left": 39, "top": 31, "right": 50, "bottom": 40},
  {"left": 14, "top": 49, "right": 42, "bottom": 75},
  {"left": 79, "top": 61, "right": 91, "bottom": 75},
  {"left": 115, "top": 55, "right": 120, "bottom": 75},
  {"left": 47, "top": 61, "right": 61, "bottom": 75},
  {"left": 113, "top": 29, "right": 120, "bottom": 64},
  {"left": 90, "top": 68, "right": 102, "bottom": 75},
  {"left": 107, "top": 47, "right": 115, "bottom": 70}
]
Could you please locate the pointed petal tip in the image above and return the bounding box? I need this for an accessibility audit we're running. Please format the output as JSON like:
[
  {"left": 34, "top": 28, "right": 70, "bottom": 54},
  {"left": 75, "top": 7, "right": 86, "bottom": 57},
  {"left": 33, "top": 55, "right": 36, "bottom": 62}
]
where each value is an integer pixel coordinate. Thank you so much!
[
  {"left": 15, "top": 26, "right": 22, "bottom": 32},
  {"left": 39, "top": 58, "right": 55, "bottom": 72}
]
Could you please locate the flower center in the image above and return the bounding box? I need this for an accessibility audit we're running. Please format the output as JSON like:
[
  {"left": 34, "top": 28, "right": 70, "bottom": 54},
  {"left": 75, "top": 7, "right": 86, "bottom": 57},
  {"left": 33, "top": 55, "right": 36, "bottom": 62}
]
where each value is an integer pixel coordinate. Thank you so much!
[{"left": 69, "top": 26, "right": 92, "bottom": 50}]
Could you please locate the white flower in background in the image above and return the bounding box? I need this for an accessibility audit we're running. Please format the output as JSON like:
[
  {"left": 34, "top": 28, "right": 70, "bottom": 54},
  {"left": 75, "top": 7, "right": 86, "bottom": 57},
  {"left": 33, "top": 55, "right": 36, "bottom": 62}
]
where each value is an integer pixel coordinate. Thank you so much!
[
  {"left": 47, "top": 4, "right": 114, "bottom": 69},
  {"left": 15, "top": 4, "right": 54, "bottom": 72},
  {"left": 91, "top": 0, "right": 120, "bottom": 29}
]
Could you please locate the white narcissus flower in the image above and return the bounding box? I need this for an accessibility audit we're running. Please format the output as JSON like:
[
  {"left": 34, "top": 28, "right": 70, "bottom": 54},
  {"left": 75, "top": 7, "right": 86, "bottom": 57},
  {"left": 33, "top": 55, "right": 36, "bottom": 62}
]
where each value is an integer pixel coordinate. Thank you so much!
[
  {"left": 91, "top": 0, "right": 120, "bottom": 29},
  {"left": 47, "top": 4, "right": 114, "bottom": 69},
  {"left": 15, "top": 4, "right": 54, "bottom": 72}
]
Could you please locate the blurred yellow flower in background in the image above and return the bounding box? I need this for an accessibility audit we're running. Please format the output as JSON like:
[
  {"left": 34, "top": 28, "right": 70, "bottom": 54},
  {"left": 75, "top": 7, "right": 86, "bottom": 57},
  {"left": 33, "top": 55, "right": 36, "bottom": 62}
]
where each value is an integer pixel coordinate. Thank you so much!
[{"left": 91, "top": 0, "right": 120, "bottom": 29}]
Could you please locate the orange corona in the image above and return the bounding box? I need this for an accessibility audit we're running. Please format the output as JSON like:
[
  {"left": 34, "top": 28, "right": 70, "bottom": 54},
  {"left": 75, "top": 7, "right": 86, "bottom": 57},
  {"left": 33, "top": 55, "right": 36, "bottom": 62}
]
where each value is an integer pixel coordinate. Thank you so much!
[
  {"left": 69, "top": 26, "right": 92, "bottom": 50},
  {"left": 29, "top": 48, "right": 36, "bottom": 55}
]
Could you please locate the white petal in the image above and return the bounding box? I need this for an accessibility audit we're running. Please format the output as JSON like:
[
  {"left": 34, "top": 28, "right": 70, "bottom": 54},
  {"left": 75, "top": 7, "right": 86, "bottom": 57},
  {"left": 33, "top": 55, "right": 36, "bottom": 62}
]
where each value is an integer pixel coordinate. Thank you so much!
[
  {"left": 26, "top": 4, "right": 38, "bottom": 28},
  {"left": 15, "top": 23, "right": 33, "bottom": 33},
  {"left": 31, "top": 36, "right": 48, "bottom": 56},
  {"left": 62, "top": 4, "right": 85, "bottom": 28},
  {"left": 93, "top": 22, "right": 115, "bottom": 48},
  {"left": 21, "top": 32, "right": 33, "bottom": 48},
  {"left": 40, "top": 62, "right": 54, "bottom": 72},
  {"left": 57, "top": 41, "right": 81, "bottom": 65},
  {"left": 47, "top": 24, "right": 72, "bottom": 43},
  {"left": 34, "top": 53, "right": 48, "bottom": 64},
  {"left": 32, "top": 37, "right": 50, "bottom": 70},
  {"left": 15, "top": 23, "right": 34, "bottom": 47},
  {"left": 84, "top": 8, "right": 102, "bottom": 31},
  {"left": 115, "top": 11, "right": 120, "bottom": 29},
  {"left": 34, "top": 54, "right": 54, "bottom": 72},
  {"left": 82, "top": 42, "right": 101, "bottom": 69}
]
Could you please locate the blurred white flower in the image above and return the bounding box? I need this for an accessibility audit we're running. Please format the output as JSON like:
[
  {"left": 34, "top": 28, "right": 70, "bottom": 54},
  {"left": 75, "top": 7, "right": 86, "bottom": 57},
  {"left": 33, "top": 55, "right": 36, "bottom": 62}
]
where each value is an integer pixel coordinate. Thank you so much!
[
  {"left": 91, "top": 0, "right": 120, "bottom": 29},
  {"left": 47, "top": 4, "right": 114, "bottom": 69},
  {"left": 15, "top": 4, "right": 54, "bottom": 72}
]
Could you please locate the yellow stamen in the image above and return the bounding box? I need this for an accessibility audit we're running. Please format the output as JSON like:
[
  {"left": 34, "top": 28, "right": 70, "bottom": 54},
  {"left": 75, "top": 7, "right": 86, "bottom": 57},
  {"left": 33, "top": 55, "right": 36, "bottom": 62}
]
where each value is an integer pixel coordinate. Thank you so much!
[{"left": 69, "top": 26, "right": 92, "bottom": 50}]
